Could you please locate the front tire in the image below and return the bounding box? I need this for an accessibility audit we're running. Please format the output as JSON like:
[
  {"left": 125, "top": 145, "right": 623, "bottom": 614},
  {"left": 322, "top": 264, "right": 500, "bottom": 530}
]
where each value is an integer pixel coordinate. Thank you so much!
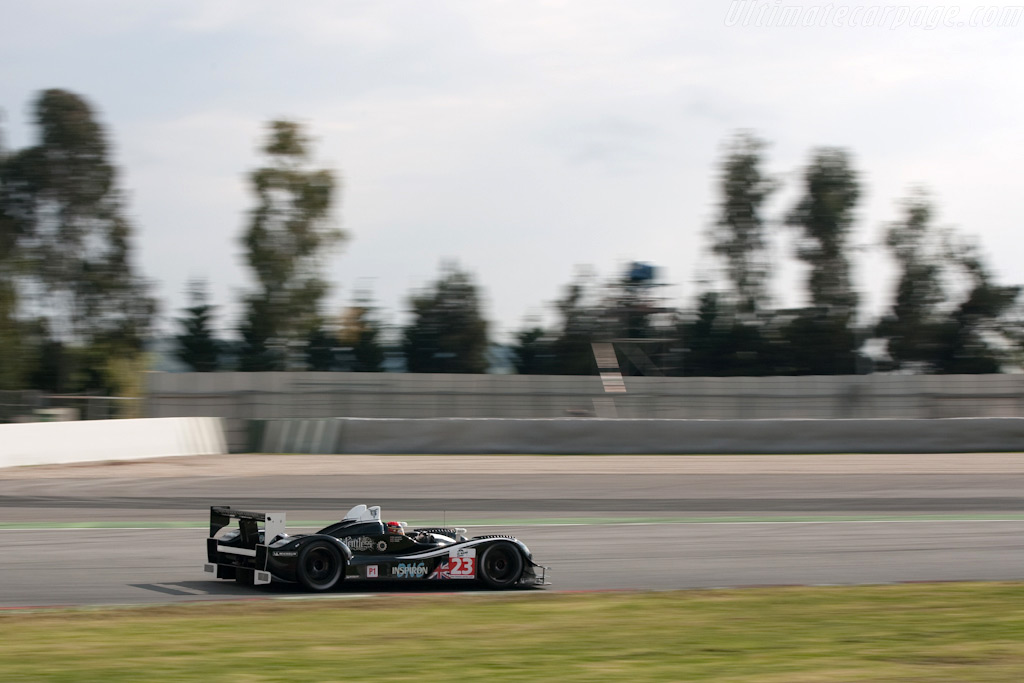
[
  {"left": 297, "top": 540, "right": 344, "bottom": 591},
  {"left": 479, "top": 542, "right": 524, "bottom": 589}
]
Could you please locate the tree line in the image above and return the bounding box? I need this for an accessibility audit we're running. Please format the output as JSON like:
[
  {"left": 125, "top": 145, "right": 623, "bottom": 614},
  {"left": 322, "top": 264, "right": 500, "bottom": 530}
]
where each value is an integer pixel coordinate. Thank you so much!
[{"left": 1, "top": 90, "right": 1021, "bottom": 398}]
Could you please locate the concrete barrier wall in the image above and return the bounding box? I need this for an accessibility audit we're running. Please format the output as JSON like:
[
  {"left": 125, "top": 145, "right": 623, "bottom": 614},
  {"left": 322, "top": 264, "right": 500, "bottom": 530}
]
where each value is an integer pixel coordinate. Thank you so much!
[
  {"left": 147, "top": 372, "right": 1024, "bottom": 452},
  {"left": 0, "top": 417, "right": 228, "bottom": 469},
  {"left": 254, "top": 417, "right": 1024, "bottom": 455}
]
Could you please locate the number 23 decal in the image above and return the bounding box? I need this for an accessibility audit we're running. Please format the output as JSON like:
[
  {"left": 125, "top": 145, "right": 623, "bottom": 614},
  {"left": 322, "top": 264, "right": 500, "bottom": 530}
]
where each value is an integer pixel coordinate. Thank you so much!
[{"left": 448, "top": 548, "right": 476, "bottom": 578}]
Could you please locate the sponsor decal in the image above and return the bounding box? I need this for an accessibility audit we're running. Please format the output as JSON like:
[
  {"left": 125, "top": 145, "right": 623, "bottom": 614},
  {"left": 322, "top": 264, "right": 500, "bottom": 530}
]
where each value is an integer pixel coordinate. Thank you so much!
[
  {"left": 342, "top": 536, "right": 374, "bottom": 552},
  {"left": 376, "top": 541, "right": 388, "bottom": 552},
  {"left": 448, "top": 547, "right": 476, "bottom": 579},
  {"left": 366, "top": 565, "right": 379, "bottom": 578},
  {"left": 394, "top": 562, "right": 428, "bottom": 579},
  {"left": 272, "top": 551, "right": 297, "bottom": 557},
  {"left": 390, "top": 536, "right": 404, "bottom": 543}
]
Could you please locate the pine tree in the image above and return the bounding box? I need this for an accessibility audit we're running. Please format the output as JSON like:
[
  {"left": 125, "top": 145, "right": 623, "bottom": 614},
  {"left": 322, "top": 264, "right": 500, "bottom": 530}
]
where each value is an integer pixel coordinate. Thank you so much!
[
  {"left": 403, "top": 263, "right": 489, "bottom": 373},
  {"left": 175, "top": 280, "right": 221, "bottom": 372}
]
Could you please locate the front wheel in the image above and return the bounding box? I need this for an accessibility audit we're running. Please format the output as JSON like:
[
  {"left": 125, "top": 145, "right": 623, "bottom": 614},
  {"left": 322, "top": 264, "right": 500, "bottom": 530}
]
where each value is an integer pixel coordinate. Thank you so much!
[
  {"left": 479, "top": 542, "right": 525, "bottom": 589},
  {"left": 296, "top": 540, "right": 344, "bottom": 591}
]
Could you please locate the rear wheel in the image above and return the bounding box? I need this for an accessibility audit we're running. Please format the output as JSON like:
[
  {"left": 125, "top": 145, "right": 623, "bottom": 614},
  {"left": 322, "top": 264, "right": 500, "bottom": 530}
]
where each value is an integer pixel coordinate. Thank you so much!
[
  {"left": 297, "top": 540, "right": 344, "bottom": 591},
  {"left": 479, "top": 542, "right": 524, "bottom": 589}
]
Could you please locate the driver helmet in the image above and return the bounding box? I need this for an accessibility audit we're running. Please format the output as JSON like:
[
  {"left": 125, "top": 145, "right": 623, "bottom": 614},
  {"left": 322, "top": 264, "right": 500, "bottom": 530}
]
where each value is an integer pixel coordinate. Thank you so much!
[{"left": 386, "top": 521, "right": 405, "bottom": 535}]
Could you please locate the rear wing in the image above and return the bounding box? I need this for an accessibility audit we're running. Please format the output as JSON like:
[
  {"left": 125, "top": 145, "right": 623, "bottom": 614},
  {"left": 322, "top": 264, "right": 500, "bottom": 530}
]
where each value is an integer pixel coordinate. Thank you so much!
[
  {"left": 205, "top": 506, "right": 286, "bottom": 586},
  {"left": 209, "top": 505, "right": 286, "bottom": 546}
]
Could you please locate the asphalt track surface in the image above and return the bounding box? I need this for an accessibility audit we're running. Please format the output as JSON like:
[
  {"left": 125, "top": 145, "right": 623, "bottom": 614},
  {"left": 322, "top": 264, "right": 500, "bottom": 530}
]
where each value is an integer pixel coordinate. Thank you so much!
[{"left": 1, "top": 453, "right": 1022, "bottom": 608}]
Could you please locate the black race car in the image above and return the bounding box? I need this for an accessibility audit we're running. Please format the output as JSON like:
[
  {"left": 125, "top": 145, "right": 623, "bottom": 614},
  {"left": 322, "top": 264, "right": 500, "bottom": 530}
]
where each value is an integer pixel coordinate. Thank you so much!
[{"left": 204, "top": 504, "right": 547, "bottom": 591}]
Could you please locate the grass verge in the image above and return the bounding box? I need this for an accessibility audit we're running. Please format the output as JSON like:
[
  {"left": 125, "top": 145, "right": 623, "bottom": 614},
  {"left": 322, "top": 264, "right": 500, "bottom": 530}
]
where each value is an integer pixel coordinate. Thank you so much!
[{"left": 2, "top": 583, "right": 1023, "bottom": 681}]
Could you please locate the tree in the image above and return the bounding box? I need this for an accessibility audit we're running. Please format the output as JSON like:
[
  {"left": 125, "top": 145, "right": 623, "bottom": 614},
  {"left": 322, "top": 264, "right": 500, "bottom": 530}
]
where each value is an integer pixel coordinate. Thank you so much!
[
  {"left": 305, "top": 323, "right": 339, "bottom": 371},
  {"left": 510, "top": 271, "right": 603, "bottom": 376},
  {"left": 712, "top": 132, "right": 776, "bottom": 315},
  {"left": 338, "top": 293, "right": 385, "bottom": 372},
  {"left": 879, "top": 191, "right": 1021, "bottom": 372},
  {"left": 511, "top": 265, "right": 680, "bottom": 376},
  {"left": 403, "top": 263, "right": 489, "bottom": 373},
  {"left": 787, "top": 148, "right": 861, "bottom": 312},
  {"left": 238, "top": 120, "right": 343, "bottom": 371},
  {"left": 238, "top": 297, "right": 280, "bottom": 371},
  {"left": 301, "top": 293, "right": 388, "bottom": 372},
  {"left": 878, "top": 192, "right": 1020, "bottom": 373},
  {"left": 511, "top": 326, "right": 558, "bottom": 375},
  {"left": 679, "top": 291, "right": 780, "bottom": 376},
  {"left": 0, "top": 123, "right": 32, "bottom": 389},
  {"left": 0, "top": 89, "right": 156, "bottom": 393},
  {"left": 548, "top": 270, "right": 603, "bottom": 375},
  {"left": 941, "top": 239, "right": 1020, "bottom": 372},
  {"left": 175, "top": 280, "right": 221, "bottom": 372},
  {"left": 688, "top": 132, "right": 777, "bottom": 377},
  {"left": 784, "top": 148, "right": 862, "bottom": 374},
  {"left": 678, "top": 291, "right": 728, "bottom": 376},
  {"left": 0, "top": 278, "right": 34, "bottom": 390},
  {"left": 877, "top": 192, "right": 948, "bottom": 370}
]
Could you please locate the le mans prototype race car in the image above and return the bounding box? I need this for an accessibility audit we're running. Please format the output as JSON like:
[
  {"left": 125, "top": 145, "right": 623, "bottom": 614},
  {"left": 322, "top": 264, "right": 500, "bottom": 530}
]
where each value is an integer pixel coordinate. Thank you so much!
[{"left": 205, "top": 504, "right": 547, "bottom": 591}]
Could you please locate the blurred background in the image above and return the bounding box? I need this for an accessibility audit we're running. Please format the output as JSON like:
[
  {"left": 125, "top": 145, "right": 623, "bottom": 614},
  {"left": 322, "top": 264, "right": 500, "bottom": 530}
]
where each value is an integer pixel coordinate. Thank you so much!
[{"left": 2, "top": 1, "right": 1023, "bottom": 425}]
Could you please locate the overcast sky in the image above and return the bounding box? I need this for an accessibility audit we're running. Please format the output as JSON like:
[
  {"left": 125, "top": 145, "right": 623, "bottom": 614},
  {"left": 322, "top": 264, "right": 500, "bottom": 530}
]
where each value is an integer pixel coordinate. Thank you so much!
[{"left": 2, "top": 1, "right": 1022, "bottom": 341}]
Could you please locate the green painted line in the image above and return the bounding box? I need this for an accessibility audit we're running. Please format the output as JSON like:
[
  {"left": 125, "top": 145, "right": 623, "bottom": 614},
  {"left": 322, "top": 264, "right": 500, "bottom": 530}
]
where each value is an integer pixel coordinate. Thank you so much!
[{"left": 2, "top": 513, "right": 1023, "bottom": 530}]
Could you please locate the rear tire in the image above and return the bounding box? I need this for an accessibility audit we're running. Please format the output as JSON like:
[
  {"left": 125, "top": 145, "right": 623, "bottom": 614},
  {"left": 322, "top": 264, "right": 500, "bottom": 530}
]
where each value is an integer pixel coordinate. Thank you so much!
[
  {"left": 297, "top": 540, "right": 344, "bottom": 591},
  {"left": 479, "top": 542, "right": 524, "bottom": 589}
]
